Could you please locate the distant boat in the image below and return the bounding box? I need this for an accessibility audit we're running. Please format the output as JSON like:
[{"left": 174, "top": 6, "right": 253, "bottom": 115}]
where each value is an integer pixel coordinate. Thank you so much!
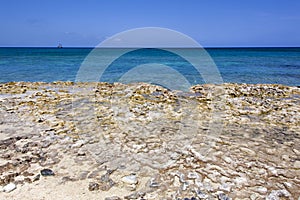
[{"left": 57, "top": 43, "right": 63, "bottom": 48}]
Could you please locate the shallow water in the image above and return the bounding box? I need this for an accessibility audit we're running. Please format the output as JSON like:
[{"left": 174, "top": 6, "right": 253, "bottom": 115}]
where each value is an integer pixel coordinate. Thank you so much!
[{"left": 0, "top": 47, "right": 299, "bottom": 86}]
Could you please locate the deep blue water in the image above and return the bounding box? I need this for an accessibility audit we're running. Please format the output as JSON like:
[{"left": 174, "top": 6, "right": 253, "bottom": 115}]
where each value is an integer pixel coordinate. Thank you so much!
[{"left": 0, "top": 47, "right": 299, "bottom": 86}]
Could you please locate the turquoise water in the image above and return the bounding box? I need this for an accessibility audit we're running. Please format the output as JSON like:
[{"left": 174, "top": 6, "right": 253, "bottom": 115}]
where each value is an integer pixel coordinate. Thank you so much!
[{"left": 0, "top": 47, "right": 299, "bottom": 86}]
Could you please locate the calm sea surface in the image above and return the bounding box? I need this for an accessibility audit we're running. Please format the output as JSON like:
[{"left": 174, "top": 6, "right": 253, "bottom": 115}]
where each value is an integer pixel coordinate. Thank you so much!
[{"left": 0, "top": 47, "right": 299, "bottom": 86}]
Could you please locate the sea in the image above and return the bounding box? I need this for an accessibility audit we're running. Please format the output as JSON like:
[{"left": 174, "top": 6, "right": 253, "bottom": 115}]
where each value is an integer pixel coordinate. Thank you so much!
[{"left": 0, "top": 47, "right": 299, "bottom": 86}]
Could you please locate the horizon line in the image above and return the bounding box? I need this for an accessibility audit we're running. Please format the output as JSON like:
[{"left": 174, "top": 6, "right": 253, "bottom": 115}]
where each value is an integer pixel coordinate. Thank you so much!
[{"left": 0, "top": 46, "right": 300, "bottom": 48}]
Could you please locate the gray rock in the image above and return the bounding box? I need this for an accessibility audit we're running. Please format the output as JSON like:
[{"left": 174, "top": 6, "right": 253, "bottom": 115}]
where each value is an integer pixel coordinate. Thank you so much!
[
  {"left": 266, "top": 190, "right": 291, "bottom": 200},
  {"left": 32, "top": 174, "right": 40, "bottom": 182},
  {"left": 218, "top": 193, "right": 231, "bottom": 200},
  {"left": 104, "top": 196, "right": 121, "bottom": 200},
  {"left": 41, "top": 168, "right": 55, "bottom": 176},
  {"left": 124, "top": 191, "right": 145, "bottom": 200},
  {"left": 196, "top": 190, "right": 208, "bottom": 199},
  {"left": 148, "top": 177, "right": 160, "bottom": 188},
  {"left": 88, "top": 182, "right": 99, "bottom": 191}
]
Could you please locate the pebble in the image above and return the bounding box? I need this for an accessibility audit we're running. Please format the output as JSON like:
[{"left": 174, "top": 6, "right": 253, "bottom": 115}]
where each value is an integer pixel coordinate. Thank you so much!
[
  {"left": 124, "top": 191, "right": 145, "bottom": 200},
  {"left": 88, "top": 182, "right": 99, "bottom": 191},
  {"left": 148, "top": 177, "right": 160, "bottom": 188},
  {"left": 72, "top": 140, "right": 85, "bottom": 148},
  {"left": 77, "top": 150, "right": 86, "bottom": 156},
  {"left": 294, "top": 160, "right": 300, "bottom": 168},
  {"left": 218, "top": 193, "right": 231, "bottom": 200},
  {"left": 222, "top": 156, "right": 233, "bottom": 164},
  {"left": 255, "top": 186, "right": 268, "bottom": 194},
  {"left": 267, "top": 166, "right": 278, "bottom": 176},
  {"left": 187, "top": 172, "right": 199, "bottom": 179},
  {"left": 32, "top": 174, "right": 40, "bottom": 182},
  {"left": 121, "top": 174, "right": 138, "bottom": 185},
  {"left": 40, "top": 169, "right": 55, "bottom": 176},
  {"left": 104, "top": 197, "right": 121, "bottom": 200},
  {"left": 240, "top": 147, "right": 256, "bottom": 156},
  {"left": 2, "top": 183, "right": 16, "bottom": 193},
  {"left": 250, "top": 193, "right": 259, "bottom": 200},
  {"left": 219, "top": 183, "right": 231, "bottom": 192},
  {"left": 196, "top": 190, "right": 208, "bottom": 199},
  {"left": 283, "top": 182, "right": 292, "bottom": 188}
]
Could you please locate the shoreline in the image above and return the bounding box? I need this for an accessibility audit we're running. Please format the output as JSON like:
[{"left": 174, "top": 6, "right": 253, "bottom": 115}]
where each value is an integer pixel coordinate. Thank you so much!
[{"left": 0, "top": 82, "right": 299, "bottom": 199}]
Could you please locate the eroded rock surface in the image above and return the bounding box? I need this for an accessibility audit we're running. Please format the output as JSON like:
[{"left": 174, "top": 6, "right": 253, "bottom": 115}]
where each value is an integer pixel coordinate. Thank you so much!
[{"left": 0, "top": 82, "right": 299, "bottom": 199}]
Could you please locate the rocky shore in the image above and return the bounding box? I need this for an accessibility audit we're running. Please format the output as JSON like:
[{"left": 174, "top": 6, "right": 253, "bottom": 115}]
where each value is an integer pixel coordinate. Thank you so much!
[{"left": 0, "top": 82, "right": 299, "bottom": 200}]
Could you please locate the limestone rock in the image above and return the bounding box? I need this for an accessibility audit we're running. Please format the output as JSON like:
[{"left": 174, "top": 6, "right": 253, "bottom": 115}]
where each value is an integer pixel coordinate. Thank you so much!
[{"left": 2, "top": 183, "right": 16, "bottom": 193}]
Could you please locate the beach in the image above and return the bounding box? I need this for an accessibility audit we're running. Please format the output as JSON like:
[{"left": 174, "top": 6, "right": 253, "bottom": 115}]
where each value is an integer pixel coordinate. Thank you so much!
[{"left": 0, "top": 82, "right": 299, "bottom": 199}]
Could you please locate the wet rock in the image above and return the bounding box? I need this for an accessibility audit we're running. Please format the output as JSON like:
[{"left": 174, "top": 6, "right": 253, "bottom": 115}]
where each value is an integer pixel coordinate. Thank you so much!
[
  {"left": 2, "top": 183, "right": 16, "bottom": 193},
  {"left": 40, "top": 168, "right": 55, "bottom": 176},
  {"left": 88, "top": 182, "right": 99, "bottom": 191}
]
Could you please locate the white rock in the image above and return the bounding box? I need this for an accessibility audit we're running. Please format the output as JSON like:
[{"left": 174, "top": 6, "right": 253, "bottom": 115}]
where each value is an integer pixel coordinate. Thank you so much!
[
  {"left": 72, "top": 140, "right": 85, "bottom": 148},
  {"left": 121, "top": 174, "right": 138, "bottom": 185},
  {"left": 283, "top": 182, "right": 292, "bottom": 188},
  {"left": 219, "top": 183, "right": 231, "bottom": 192},
  {"left": 255, "top": 186, "right": 268, "bottom": 194},
  {"left": 2, "top": 183, "right": 16, "bottom": 193},
  {"left": 187, "top": 172, "right": 199, "bottom": 179},
  {"left": 222, "top": 156, "right": 233, "bottom": 164},
  {"left": 267, "top": 166, "right": 278, "bottom": 176},
  {"left": 294, "top": 161, "right": 300, "bottom": 168},
  {"left": 258, "top": 168, "right": 267, "bottom": 175},
  {"left": 266, "top": 190, "right": 291, "bottom": 200},
  {"left": 250, "top": 193, "right": 259, "bottom": 200},
  {"left": 234, "top": 175, "right": 248, "bottom": 188},
  {"left": 240, "top": 147, "right": 256, "bottom": 156}
]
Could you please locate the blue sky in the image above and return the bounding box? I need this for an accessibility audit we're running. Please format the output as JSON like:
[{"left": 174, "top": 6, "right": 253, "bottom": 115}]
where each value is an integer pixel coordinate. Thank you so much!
[{"left": 1, "top": 0, "right": 300, "bottom": 47}]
